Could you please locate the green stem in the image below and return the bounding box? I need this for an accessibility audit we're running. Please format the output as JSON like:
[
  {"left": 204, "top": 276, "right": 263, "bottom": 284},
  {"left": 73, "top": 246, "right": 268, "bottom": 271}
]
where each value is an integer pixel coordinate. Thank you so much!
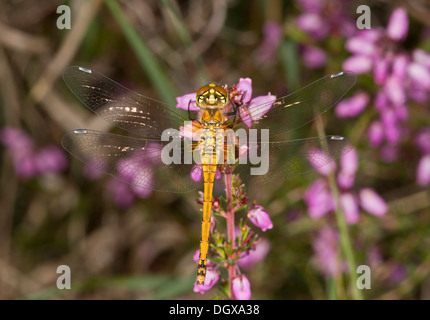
[
  {"left": 315, "top": 116, "right": 363, "bottom": 300},
  {"left": 104, "top": 0, "right": 178, "bottom": 105},
  {"left": 327, "top": 174, "right": 363, "bottom": 300}
]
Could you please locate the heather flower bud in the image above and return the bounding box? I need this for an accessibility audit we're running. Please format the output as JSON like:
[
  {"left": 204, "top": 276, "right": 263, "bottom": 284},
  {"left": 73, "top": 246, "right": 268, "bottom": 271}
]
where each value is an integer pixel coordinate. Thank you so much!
[
  {"left": 232, "top": 275, "right": 251, "bottom": 300},
  {"left": 247, "top": 204, "right": 273, "bottom": 232}
]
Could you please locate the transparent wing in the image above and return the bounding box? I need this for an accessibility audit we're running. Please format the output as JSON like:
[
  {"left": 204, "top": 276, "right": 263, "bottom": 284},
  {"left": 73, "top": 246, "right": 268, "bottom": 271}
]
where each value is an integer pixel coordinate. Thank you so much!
[
  {"left": 234, "top": 135, "right": 353, "bottom": 189},
  {"left": 62, "top": 66, "right": 189, "bottom": 139},
  {"left": 62, "top": 129, "right": 201, "bottom": 193},
  {"left": 238, "top": 71, "right": 357, "bottom": 141}
]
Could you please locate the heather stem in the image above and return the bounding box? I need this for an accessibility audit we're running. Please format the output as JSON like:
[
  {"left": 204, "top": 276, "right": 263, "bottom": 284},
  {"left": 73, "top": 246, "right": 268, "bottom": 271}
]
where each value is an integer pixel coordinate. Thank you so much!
[
  {"left": 315, "top": 115, "right": 363, "bottom": 300},
  {"left": 224, "top": 172, "right": 236, "bottom": 299},
  {"left": 327, "top": 173, "right": 363, "bottom": 300}
]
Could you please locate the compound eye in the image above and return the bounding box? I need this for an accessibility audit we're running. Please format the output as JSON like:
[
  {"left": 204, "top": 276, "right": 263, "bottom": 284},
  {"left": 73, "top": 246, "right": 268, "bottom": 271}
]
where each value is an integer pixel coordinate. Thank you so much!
[
  {"left": 196, "top": 85, "right": 210, "bottom": 96},
  {"left": 216, "top": 86, "right": 227, "bottom": 97}
]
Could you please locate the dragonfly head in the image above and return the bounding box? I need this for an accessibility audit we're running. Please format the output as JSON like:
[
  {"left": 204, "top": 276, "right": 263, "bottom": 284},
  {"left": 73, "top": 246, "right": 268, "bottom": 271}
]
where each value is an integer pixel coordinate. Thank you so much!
[{"left": 196, "top": 83, "right": 228, "bottom": 109}]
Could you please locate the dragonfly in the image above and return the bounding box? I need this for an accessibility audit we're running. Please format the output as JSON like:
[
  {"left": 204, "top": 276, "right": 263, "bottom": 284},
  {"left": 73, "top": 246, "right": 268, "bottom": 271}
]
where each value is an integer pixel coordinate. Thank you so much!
[{"left": 61, "top": 66, "right": 356, "bottom": 285}]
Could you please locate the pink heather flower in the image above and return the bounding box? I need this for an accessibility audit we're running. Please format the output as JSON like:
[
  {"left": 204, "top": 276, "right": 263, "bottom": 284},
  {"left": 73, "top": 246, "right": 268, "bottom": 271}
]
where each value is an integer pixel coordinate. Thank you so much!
[
  {"left": 416, "top": 155, "right": 430, "bottom": 186},
  {"left": 247, "top": 204, "right": 273, "bottom": 232},
  {"left": 374, "top": 56, "right": 389, "bottom": 84},
  {"left": 193, "top": 268, "right": 219, "bottom": 294},
  {"left": 305, "top": 147, "right": 386, "bottom": 223},
  {"left": 342, "top": 9, "right": 409, "bottom": 80},
  {"left": 296, "top": 0, "right": 355, "bottom": 40},
  {"left": 340, "top": 146, "right": 359, "bottom": 172},
  {"left": 235, "top": 78, "right": 276, "bottom": 127},
  {"left": 415, "top": 127, "right": 430, "bottom": 154},
  {"left": 313, "top": 227, "right": 339, "bottom": 277},
  {"left": 359, "top": 188, "right": 388, "bottom": 217},
  {"left": 408, "top": 62, "right": 430, "bottom": 90},
  {"left": 215, "top": 168, "right": 221, "bottom": 180},
  {"left": 35, "top": 146, "right": 68, "bottom": 174},
  {"left": 296, "top": 0, "right": 324, "bottom": 12},
  {"left": 1, "top": 127, "right": 68, "bottom": 179},
  {"left": 0, "top": 127, "right": 34, "bottom": 150},
  {"left": 392, "top": 54, "right": 409, "bottom": 79},
  {"left": 247, "top": 94, "right": 276, "bottom": 121},
  {"left": 302, "top": 45, "right": 327, "bottom": 69},
  {"left": 337, "top": 170, "right": 355, "bottom": 190},
  {"left": 374, "top": 91, "right": 388, "bottom": 111},
  {"left": 84, "top": 162, "right": 105, "bottom": 180},
  {"left": 176, "top": 92, "right": 198, "bottom": 111},
  {"left": 384, "top": 76, "right": 406, "bottom": 106},
  {"left": 114, "top": 153, "right": 154, "bottom": 203},
  {"left": 190, "top": 165, "right": 203, "bottom": 182},
  {"left": 342, "top": 55, "right": 373, "bottom": 74},
  {"left": 14, "top": 157, "right": 38, "bottom": 179},
  {"left": 193, "top": 249, "right": 200, "bottom": 263},
  {"left": 117, "top": 157, "right": 138, "bottom": 182},
  {"left": 131, "top": 179, "right": 153, "bottom": 199},
  {"left": 345, "top": 32, "right": 377, "bottom": 56},
  {"left": 337, "top": 147, "right": 358, "bottom": 189},
  {"left": 407, "top": 49, "right": 430, "bottom": 103},
  {"left": 392, "top": 103, "right": 408, "bottom": 121},
  {"left": 236, "top": 78, "right": 253, "bottom": 104},
  {"left": 262, "top": 21, "right": 283, "bottom": 44},
  {"left": 232, "top": 275, "right": 251, "bottom": 300},
  {"left": 387, "top": 263, "right": 407, "bottom": 285},
  {"left": 255, "top": 21, "right": 283, "bottom": 63},
  {"left": 239, "top": 107, "right": 253, "bottom": 128},
  {"left": 297, "top": 0, "right": 322, "bottom": 12},
  {"left": 335, "top": 91, "right": 369, "bottom": 118},
  {"left": 386, "top": 8, "right": 409, "bottom": 42},
  {"left": 340, "top": 192, "right": 359, "bottom": 225},
  {"left": 237, "top": 238, "right": 270, "bottom": 269},
  {"left": 342, "top": 8, "right": 418, "bottom": 163},
  {"left": 107, "top": 179, "right": 136, "bottom": 209},
  {"left": 368, "top": 121, "right": 384, "bottom": 147},
  {"left": 304, "top": 179, "right": 334, "bottom": 219},
  {"left": 140, "top": 142, "right": 163, "bottom": 165},
  {"left": 307, "top": 147, "right": 336, "bottom": 176},
  {"left": 380, "top": 110, "right": 401, "bottom": 144},
  {"left": 413, "top": 48, "right": 430, "bottom": 68},
  {"left": 315, "top": 158, "right": 336, "bottom": 176},
  {"left": 117, "top": 156, "right": 154, "bottom": 191},
  {"left": 235, "top": 80, "right": 276, "bottom": 128},
  {"left": 296, "top": 13, "right": 328, "bottom": 40}
]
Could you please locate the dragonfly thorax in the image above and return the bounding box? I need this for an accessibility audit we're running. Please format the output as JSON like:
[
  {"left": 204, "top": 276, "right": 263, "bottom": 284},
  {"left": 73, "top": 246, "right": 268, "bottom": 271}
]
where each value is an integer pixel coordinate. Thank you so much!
[
  {"left": 200, "top": 109, "right": 224, "bottom": 125},
  {"left": 196, "top": 83, "right": 228, "bottom": 109}
]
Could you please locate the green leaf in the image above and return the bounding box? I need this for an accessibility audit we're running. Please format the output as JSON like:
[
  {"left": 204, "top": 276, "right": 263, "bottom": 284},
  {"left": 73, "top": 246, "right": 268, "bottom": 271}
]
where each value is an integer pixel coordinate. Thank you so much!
[
  {"left": 104, "top": 0, "right": 178, "bottom": 106},
  {"left": 280, "top": 39, "right": 300, "bottom": 91}
]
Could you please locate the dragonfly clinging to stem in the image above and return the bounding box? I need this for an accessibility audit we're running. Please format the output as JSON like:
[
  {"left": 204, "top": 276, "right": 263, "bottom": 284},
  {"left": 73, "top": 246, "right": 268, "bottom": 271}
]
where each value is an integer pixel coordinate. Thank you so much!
[{"left": 61, "top": 66, "right": 356, "bottom": 285}]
